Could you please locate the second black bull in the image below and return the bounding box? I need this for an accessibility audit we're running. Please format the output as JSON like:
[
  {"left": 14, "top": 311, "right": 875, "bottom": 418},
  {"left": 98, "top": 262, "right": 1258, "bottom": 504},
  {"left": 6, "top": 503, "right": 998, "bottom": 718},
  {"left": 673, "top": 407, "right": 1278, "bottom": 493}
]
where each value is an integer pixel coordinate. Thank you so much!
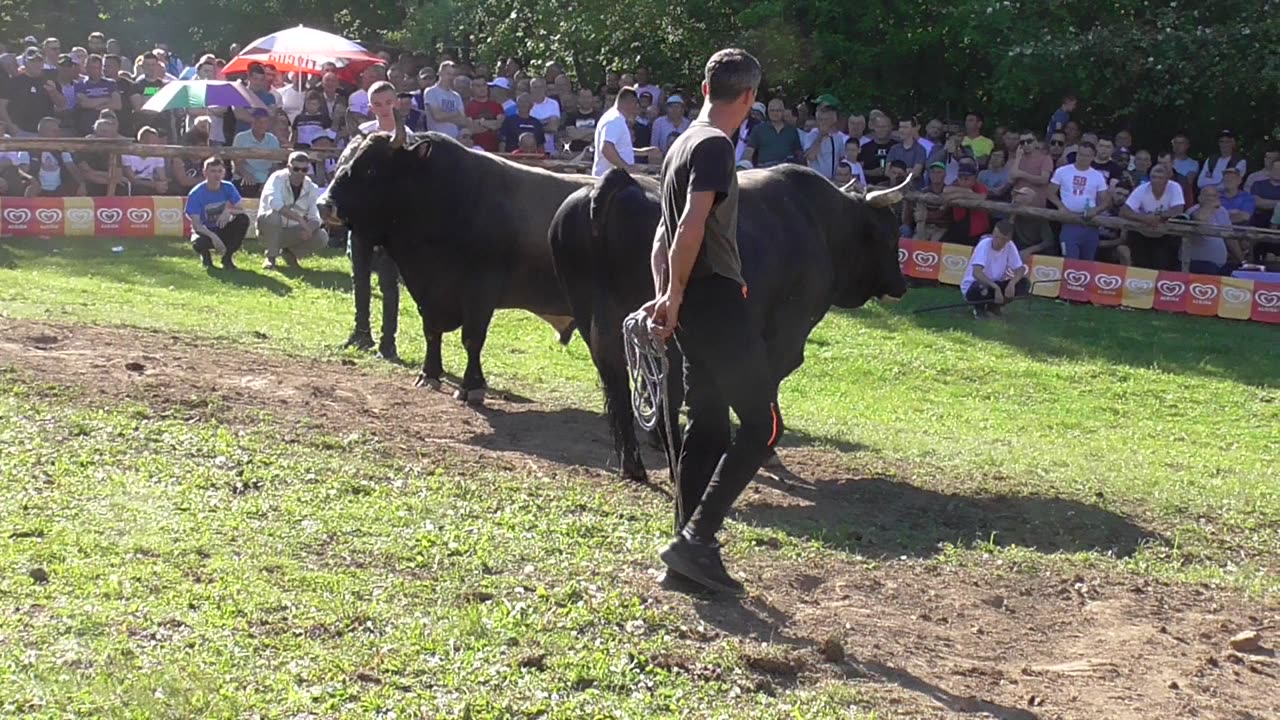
[
  {"left": 324, "top": 128, "right": 590, "bottom": 403},
  {"left": 550, "top": 165, "right": 911, "bottom": 483}
]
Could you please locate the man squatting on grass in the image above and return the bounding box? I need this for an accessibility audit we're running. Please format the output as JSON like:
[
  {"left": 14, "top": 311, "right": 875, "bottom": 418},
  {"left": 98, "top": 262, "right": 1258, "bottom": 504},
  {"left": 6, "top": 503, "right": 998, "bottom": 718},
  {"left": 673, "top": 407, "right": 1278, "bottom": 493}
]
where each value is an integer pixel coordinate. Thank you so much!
[
  {"left": 643, "top": 48, "right": 776, "bottom": 597},
  {"left": 960, "top": 220, "right": 1030, "bottom": 318},
  {"left": 185, "top": 157, "right": 250, "bottom": 270}
]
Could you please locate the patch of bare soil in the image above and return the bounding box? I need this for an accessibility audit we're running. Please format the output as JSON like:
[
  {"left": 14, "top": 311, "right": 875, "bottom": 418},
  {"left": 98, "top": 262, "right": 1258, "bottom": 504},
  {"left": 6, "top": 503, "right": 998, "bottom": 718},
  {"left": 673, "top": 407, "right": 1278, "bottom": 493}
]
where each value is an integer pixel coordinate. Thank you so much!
[{"left": 2, "top": 319, "right": 1277, "bottom": 720}]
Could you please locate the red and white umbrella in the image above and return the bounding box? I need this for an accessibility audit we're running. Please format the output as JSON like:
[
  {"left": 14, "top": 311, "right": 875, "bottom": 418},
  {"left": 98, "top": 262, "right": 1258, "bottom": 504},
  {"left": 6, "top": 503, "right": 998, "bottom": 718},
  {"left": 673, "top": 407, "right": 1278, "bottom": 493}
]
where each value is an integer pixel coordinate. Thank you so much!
[{"left": 222, "top": 26, "right": 382, "bottom": 81}]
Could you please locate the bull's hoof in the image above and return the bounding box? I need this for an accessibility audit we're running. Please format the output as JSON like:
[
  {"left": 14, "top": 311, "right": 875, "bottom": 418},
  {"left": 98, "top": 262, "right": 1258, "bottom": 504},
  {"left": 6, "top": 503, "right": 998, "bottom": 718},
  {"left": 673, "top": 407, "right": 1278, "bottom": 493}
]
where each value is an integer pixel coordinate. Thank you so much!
[
  {"left": 415, "top": 375, "right": 442, "bottom": 390},
  {"left": 455, "top": 386, "right": 483, "bottom": 404}
]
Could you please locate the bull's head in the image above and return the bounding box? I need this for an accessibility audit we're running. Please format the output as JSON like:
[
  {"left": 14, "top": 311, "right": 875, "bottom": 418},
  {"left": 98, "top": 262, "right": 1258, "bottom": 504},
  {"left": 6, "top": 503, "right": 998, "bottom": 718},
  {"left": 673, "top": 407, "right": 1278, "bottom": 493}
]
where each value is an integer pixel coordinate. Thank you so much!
[
  {"left": 322, "top": 123, "right": 434, "bottom": 246},
  {"left": 834, "top": 174, "right": 912, "bottom": 307}
]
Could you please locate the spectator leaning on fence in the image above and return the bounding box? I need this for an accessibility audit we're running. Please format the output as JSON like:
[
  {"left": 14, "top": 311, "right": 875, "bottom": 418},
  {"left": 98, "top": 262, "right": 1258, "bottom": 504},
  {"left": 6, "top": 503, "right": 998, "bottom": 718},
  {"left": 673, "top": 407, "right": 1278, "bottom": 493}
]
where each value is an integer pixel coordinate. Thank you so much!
[
  {"left": 961, "top": 220, "right": 1029, "bottom": 319},
  {"left": 185, "top": 157, "right": 250, "bottom": 270},
  {"left": 1050, "top": 141, "right": 1110, "bottom": 260},
  {"left": 122, "top": 125, "right": 168, "bottom": 195},
  {"left": 231, "top": 108, "right": 281, "bottom": 198},
  {"left": 1182, "top": 185, "right": 1243, "bottom": 276},
  {"left": 1119, "top": 164, "right": 1185, "bottom": 271},
  {"left": 258, "top": 151, "right": 328, "bottom": 270}
]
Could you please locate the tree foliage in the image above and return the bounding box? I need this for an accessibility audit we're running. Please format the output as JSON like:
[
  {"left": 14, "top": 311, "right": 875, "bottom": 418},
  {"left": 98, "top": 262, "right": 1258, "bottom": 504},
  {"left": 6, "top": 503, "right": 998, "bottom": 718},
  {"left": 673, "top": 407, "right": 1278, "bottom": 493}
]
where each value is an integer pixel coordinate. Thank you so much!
[{"left": 3, "top": 0, "right": 1276, "bottom": 149}]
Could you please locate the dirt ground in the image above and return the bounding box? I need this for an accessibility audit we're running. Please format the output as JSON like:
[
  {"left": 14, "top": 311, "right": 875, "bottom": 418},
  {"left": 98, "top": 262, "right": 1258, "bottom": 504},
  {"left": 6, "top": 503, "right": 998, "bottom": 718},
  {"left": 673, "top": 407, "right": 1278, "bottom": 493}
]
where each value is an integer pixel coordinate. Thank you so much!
[{"left": 2, "top": 318, "right": 1277, "bottom": 720}]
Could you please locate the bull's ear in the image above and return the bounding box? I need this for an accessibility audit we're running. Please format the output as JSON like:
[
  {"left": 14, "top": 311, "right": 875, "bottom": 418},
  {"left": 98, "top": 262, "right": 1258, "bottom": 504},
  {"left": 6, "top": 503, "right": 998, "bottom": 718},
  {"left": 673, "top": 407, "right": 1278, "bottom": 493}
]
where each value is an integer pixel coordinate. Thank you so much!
[{"left": 415, "top": 141, "right": 431, "bottom": 160}]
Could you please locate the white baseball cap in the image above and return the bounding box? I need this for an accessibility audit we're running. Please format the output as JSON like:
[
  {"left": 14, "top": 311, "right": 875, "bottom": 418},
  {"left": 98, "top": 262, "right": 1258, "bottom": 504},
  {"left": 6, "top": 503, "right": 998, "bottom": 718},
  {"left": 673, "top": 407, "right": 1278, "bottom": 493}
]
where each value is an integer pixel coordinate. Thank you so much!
[{"left": 487, "top": 77, "right": 511, "bottom": 90}]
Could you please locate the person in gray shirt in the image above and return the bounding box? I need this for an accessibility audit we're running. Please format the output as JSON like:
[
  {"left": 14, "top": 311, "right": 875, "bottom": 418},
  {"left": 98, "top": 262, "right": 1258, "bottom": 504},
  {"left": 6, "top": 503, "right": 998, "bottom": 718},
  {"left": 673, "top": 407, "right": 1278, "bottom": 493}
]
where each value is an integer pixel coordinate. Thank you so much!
[
  {"left": 886, "top": 115, "right": 927, "bottom": 181},
  {"left": 423, "top": 61, "right": 468, "bottom": 138}
]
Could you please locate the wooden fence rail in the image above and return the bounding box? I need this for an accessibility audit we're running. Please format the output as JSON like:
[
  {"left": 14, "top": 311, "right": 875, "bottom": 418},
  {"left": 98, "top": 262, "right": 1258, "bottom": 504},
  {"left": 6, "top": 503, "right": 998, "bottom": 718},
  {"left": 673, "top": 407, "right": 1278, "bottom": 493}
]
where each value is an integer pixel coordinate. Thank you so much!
[{"left": 2, "top": 137, "right": 1275, "bottom": 245}]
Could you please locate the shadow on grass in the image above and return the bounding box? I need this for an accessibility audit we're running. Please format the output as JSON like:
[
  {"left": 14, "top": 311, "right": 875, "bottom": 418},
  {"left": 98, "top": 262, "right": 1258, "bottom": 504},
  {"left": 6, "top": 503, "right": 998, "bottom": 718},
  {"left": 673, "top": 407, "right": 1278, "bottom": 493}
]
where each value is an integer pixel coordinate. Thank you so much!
[
  {"left": 740, "top": 459, "right": 1160, "bottom": 560},
  {"left": 881, "top": 286, "right": 1280, "bottom": 389},
  {"left": 280, "top": 266, "right": 353, "bottom": 292},
  {"left": 0, "top": 241, "right": 15, "bottom": 269},
  {"left": 689, "top": 597, "right": 1040, "bottom": 719}
]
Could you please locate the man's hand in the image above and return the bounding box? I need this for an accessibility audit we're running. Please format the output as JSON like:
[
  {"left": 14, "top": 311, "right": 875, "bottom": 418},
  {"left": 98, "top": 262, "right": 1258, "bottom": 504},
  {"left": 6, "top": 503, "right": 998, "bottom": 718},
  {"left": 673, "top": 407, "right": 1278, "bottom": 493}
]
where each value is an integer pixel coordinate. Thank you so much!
[
  {"left": 643, "top": 289, "right": 683, "bottom": 340},
  {"left": 1004, "top": 279, "right": 1019, "bottom": 301},
  {"left": 991, "top": 286, "right": 1005, "bottom": 305}
]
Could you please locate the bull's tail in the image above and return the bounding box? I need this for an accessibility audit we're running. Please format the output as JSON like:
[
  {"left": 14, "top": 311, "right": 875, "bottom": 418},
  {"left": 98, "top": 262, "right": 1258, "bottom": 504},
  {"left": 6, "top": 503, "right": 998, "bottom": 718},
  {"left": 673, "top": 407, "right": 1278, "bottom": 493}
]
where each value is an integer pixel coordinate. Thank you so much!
[{"left": 590, "top": 168, "right": 640, "bottom": 240}]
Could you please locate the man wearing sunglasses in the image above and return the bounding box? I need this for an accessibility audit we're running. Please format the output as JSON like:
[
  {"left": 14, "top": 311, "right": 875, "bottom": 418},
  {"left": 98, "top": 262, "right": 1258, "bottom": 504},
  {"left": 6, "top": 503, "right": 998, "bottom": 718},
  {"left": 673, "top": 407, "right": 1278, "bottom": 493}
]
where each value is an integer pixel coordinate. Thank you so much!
[
  {"left": 258, "top": 151, "right": 329, "bottom": 270},
  {"left": 1008, "top": 130, "right": 1054, "bottom": 208}
]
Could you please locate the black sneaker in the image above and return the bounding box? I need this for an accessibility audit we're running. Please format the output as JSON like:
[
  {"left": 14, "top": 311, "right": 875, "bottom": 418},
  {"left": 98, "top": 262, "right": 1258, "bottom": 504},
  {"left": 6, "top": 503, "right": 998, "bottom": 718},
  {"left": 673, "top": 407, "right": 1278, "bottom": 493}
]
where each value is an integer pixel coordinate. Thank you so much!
[
  {"left": 658, "top": 569, "right": 714, "bottom": 596},
  {"left": 221, "top": 253, "right": 237, "bottom": 270},
  {"left": 198, "top": 250, "right": 213, "bottom": 268},
  {"left": 988, "top": 304, "right": 1004, "bottom": 317},
  {"left": 659, "top": 534, "right": 746, "bottom": 597},
  {"left": 343, "top": 331, "right": 375, "bottom": 351},
  {"left": 972, "top": 306, "right": 988, "bottom": 320}
]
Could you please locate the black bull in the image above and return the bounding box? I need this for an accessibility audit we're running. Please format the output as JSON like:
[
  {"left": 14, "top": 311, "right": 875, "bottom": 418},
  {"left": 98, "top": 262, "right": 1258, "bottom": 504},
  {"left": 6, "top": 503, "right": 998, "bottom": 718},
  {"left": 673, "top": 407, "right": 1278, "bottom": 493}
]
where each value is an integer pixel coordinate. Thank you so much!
[
  {"left": 549, "top": 165, "right": 910, "bottom": 483},
  {"left": 324, "top": 131, "right": 593, "bottom": 402}
]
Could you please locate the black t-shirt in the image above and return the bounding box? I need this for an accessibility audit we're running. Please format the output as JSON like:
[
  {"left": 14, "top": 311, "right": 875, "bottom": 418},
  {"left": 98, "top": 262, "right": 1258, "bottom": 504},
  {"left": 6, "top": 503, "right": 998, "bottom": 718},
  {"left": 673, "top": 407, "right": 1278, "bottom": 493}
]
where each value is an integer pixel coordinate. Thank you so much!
[
  {"left": 5, "top": 74, "right": 59, "bottom": 133},
  {"left": 563, "top": 109, "right": 601, "bottom": 151},
  {"left": 499, "top": 114, "right": 544, "bottom": 151},
  {"left": 1092, "top": 159, "right": 1126, "bottom": 182},
  {"left": 658, "top": 120, "right": 742, "bottom": 286},
  {"left": 113, "top": 76, "right": 135, "bottom": 135},
  {"left": 132, "top": 78, "right": 174, "bottom": 138},
  {"left": 859, "top": 139, "right": 894, "bottom": 173}
]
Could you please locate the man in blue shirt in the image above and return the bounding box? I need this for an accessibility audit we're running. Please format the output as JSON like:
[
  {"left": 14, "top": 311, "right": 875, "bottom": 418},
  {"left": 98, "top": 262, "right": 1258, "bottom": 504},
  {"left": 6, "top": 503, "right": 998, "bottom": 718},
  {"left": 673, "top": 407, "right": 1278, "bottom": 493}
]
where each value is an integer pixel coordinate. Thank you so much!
[
  {"left": 185, "top": 157, "right": 250, "bottom": 269},
  {"left": 231, "top": 108, "right": 281, "bottom": 198}
]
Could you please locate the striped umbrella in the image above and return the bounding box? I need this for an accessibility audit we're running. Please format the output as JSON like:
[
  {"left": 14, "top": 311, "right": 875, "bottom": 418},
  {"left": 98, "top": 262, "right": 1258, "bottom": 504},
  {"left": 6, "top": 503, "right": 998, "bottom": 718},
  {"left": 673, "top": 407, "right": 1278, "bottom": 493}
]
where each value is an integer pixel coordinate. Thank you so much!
[
  {"left": 221, "top": 26, "right": 383, "bottom": 80},
  {"left": 140, "top": 80, "right": 268, "bottom": 112}
]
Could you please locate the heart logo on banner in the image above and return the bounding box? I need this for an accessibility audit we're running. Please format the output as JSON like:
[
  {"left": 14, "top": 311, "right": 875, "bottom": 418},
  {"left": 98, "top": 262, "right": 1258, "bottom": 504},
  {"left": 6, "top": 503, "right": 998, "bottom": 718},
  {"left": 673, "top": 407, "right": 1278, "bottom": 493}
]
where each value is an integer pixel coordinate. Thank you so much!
[
  {"left": 1257, "top": 291, "right": 1280, "bottom": 308},
  {"left": 35, "top": 208, "right": 62, "bottom": 224},
  {"left": 1063, "top": 270, "right": 1090, "bottom": 287},
  {"left": 1189, "top": 283, "right": 1218, "bottom": 301},
  {"left": 1222, "top": 287, "right": 1250, "bottom": 305},
  {"left": 127, "top": 208, "right": 153, "bottom": 224},
  {"left": 157, "top": 209, "right": 181, "bottom": 225},
  {"left": 68, "top": 208, "right": 93, "bottom": 224},
  {"left": 912, "top": 251, "right": 939, "bottom": 267},
  {"left": 942, "top": 255, "right": 967, "bottom": 271},
  {"left": 1095, "top": 274, "right": 1122, "bottom": 291},
  {"left": 897, "top": 248, "right": 908, "bottom": 264},
  {"left": 3, "top": 208, "right": 31, "bottom": 225},
  {"left": 1033, "top": 266, "right": 1060, "bottom": 282},
  {"left": 1157, "top": 280, "right": 1185, "bottom": 297},
  {"left": 1126, "top": 278, "right": 1153, "bottom": 293},
  {"left": 97, "top": 208, "right": 123, "bottom": 224}
]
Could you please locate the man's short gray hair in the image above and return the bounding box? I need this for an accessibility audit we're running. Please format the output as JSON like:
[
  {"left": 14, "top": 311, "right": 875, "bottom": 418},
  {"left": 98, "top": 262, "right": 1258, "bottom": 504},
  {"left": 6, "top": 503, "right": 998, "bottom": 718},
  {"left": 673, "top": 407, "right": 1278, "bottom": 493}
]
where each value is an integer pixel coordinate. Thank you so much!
[
  {"left": 704, "top": 48, "right": 761, "bottom": 103},
  {"left": 93, "top": 117, "right": 116, "bottom": 133}
]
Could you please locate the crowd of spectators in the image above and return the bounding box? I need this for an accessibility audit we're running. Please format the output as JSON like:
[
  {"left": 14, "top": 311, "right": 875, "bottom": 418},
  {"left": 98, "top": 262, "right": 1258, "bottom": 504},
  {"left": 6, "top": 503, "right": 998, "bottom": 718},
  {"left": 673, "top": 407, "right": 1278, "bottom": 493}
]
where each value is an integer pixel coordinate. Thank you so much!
[{"left": 1, "top": 34, "right": 1278, "bottom": 269}]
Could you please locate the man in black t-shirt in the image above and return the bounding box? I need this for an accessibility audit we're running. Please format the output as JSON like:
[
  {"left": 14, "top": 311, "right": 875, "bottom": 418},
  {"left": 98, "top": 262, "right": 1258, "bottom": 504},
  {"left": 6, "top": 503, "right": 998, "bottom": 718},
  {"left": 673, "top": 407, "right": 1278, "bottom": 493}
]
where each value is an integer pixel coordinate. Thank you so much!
[
  {"left": 103, "top": 55, "right": 134, "bottom": 136},
  {"left": 643, "top": 48, "right": 772, "bottom": 597},
  {"left": 561, "top": 87, "right": 602, "bottom": 153},
  {"left": 7, "top": 51, "right": 64, "bottom": 134}
]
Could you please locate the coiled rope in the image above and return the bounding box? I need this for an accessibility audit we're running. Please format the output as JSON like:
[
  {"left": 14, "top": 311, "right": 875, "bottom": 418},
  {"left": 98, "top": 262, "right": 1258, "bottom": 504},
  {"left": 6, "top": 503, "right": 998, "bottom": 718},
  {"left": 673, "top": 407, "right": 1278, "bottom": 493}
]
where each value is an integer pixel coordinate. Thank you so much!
[{"left": 622, "top": 309, "right": 682, "bottom": 530}]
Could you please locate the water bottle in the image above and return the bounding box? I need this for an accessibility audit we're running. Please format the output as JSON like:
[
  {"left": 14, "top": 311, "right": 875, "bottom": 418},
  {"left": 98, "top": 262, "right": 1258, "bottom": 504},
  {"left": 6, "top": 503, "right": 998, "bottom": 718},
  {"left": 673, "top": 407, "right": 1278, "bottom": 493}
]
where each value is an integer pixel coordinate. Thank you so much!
[{"left": 1083, "top": 197, "right": 1093, "bottom": 217}]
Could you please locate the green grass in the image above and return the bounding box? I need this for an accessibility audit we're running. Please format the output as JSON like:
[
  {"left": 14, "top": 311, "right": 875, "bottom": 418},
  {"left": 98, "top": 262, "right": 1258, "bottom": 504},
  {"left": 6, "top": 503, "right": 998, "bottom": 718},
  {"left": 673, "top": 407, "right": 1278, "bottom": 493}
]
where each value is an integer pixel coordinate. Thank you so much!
[
  {"left": 0, "top": 235, "right": 1277, "bottom": 714},
  {"left": 0, "top": 384, "right": 880, "bottom": 718}
]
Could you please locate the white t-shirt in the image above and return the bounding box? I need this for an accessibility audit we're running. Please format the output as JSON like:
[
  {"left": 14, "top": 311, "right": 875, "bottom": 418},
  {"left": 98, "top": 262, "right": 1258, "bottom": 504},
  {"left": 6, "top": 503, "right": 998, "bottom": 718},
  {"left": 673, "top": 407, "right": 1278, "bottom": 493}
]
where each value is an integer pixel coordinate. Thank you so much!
[
  {"left": 592, "top": 106, "right": 633, "bottom": 177},
  {"left": 1197, "top": 156, "right": 1247, "bottom": 189},
  {"left": 123, "top": 155, "right": 166, "bottom": 179},
  {"left": 1124, "top": 180, "right": 1186, "bottom": 215},
  {"left": 801, "top": 129, "right": 850, "bottom": 180},
  {"left": 347, "top": 89, "right": 370, "bottom": 117},
  {"left": 1051, "top": 164, "right": 1108, "bottom": 214},
  {"left": 424, "top": 85, "right": 465, "bottom": 138},
  {"left": 357, "top": 119, "right": 411, "bottom": 137},
  {"left": 530, "top": 97, "right": 561, "bottom": 153},
  {"left": 961, "top": 236, "right": 1025, "bottom": 294}
]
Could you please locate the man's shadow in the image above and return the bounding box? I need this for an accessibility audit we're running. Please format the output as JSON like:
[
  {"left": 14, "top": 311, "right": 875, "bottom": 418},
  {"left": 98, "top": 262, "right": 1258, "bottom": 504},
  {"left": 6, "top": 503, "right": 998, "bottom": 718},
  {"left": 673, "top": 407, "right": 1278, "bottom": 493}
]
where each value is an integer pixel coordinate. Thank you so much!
[
  {"left": 687, "top": 595, "right": 1040, "bottom": 719},
  {"left": 740, "top": 459, "right": 1160, "bottom": 560},
  {"left": 204, "top": 266, "right": 293, "bottom": 296}
]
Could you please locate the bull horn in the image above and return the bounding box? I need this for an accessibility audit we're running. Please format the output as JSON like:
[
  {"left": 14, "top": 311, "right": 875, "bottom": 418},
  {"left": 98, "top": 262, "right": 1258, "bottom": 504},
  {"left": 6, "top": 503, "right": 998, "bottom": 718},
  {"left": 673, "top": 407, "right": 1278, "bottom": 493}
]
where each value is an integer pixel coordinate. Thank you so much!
[
  {"left": 865, "top": 173, "right": 914, "bottom": 208},
  {"left": 390, "top": 109, "right": 406, "bottom": 148},
  {"left": 840, "top": 178, "right": 859, "bottom": 193}
]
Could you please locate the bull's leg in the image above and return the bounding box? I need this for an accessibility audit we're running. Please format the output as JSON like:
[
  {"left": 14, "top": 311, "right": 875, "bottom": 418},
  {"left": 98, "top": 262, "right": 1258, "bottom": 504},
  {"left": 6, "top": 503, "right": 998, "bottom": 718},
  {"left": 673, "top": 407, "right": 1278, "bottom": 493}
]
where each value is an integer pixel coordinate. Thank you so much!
[
  {"left": 589, "top": 307, "right": 647, "bottom": 483},
  {"left": 415, "top": 314, "right": 444, "bottom": 390},
  {"left": 455, "top": 310, "right": 493, "bottom": 406}
]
